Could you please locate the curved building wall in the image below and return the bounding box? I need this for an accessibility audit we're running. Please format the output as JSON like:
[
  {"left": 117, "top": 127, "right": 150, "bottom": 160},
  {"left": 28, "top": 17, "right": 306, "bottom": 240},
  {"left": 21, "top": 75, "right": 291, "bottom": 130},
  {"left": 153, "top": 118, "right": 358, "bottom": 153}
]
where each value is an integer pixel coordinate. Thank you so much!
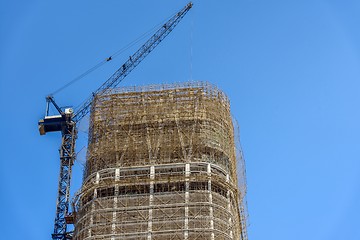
[{"left": 73, "top": 82, "right": 247, "bottom": 240}]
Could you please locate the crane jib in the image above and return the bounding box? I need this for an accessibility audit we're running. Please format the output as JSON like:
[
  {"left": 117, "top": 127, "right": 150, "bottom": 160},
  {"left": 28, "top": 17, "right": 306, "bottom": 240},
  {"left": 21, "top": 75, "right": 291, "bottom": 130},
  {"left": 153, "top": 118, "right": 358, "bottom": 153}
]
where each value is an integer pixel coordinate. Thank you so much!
[{"left": 73, "top": 2, "right": 192, "bottom": 122}]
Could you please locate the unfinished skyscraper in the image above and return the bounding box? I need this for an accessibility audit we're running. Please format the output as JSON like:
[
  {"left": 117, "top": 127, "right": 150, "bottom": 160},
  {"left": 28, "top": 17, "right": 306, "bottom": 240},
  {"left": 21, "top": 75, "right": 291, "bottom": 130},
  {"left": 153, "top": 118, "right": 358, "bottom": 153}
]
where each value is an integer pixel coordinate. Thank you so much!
[{"left": 73, "top": 81, "right": 248, "bottom": 240}]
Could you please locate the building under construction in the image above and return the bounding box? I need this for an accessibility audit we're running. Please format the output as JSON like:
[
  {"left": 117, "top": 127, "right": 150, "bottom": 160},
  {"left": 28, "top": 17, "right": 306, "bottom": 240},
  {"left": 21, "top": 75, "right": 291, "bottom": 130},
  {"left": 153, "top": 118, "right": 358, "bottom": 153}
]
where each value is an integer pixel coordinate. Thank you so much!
[{"left": 73, "top": 81, "right": 248, "bottom": 240}]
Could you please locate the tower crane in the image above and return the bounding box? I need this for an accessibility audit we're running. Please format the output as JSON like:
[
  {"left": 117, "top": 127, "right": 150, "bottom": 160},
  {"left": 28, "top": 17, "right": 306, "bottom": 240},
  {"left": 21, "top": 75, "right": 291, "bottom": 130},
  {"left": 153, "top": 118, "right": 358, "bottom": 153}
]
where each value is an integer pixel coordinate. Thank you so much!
[{"left": 38, "top": 3, "right": 193, "bottom": 239}]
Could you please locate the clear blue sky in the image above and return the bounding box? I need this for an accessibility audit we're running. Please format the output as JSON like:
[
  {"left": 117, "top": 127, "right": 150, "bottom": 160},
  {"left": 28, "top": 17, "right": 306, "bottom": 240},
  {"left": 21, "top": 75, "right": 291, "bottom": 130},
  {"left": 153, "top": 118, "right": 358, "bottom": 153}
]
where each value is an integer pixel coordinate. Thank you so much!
[{"left": 1, "top": 0, "right": 359, "bottom": 239}]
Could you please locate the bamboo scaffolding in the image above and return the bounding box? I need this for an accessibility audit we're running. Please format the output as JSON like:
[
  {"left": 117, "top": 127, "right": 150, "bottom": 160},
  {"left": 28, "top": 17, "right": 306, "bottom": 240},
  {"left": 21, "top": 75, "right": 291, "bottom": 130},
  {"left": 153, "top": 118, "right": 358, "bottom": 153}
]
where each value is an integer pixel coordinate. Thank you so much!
[{"left": 73, "top": 81, "right": 248, "bottom": 240}]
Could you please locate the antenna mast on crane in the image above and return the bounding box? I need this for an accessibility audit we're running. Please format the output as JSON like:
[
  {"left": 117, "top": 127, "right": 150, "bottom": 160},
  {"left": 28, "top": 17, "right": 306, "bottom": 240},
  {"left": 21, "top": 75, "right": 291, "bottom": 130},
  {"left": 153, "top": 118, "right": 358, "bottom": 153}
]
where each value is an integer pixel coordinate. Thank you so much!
[{"left": 38, "top": 3, "right": 193, "bottom": 239}]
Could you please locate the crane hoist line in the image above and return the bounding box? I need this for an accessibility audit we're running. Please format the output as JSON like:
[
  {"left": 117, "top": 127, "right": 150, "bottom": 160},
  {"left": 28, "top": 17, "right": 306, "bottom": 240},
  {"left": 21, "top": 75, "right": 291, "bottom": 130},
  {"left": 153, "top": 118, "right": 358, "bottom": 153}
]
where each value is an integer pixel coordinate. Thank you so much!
[{"left": 38, "top": 2, "right": 193, "bottom": 240}]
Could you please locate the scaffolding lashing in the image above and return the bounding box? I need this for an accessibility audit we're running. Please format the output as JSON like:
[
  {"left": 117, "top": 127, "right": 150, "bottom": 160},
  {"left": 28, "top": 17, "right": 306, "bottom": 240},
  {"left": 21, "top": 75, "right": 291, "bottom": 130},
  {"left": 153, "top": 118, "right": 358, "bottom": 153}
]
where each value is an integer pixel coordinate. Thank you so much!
[{"left": 73, "top": 81, "right": 248, "bottom": 240}]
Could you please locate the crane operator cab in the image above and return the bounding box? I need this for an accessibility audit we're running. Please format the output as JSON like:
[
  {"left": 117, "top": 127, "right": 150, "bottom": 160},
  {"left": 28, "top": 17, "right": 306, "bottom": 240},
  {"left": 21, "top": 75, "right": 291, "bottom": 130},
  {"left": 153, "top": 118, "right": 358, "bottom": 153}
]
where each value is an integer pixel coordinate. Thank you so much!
[{"left": 38, "top": 107, "right": 74, "bottom": 135}]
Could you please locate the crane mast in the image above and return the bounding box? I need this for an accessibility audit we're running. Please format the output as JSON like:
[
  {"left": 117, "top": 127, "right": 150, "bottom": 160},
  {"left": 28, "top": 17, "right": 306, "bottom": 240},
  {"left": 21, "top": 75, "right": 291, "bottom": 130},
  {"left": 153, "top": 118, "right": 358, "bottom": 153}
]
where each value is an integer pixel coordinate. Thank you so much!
[{"left": 38, "top": 3, "right": 193, "bottom": 240}]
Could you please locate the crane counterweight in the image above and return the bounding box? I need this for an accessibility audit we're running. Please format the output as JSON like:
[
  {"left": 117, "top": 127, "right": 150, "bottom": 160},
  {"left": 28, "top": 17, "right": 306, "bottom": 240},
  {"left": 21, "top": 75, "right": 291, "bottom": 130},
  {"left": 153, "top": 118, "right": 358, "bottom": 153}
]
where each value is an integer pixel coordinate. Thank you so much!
[{"left": 38, "top": 108, "right": 73, "bottom": 135}]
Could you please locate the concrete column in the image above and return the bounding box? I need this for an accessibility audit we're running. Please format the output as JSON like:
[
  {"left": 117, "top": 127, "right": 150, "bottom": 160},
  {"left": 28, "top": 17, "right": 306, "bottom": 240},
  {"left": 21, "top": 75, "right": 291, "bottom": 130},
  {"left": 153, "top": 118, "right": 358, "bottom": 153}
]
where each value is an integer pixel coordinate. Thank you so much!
[
  {"left": 148, "top": 166, "right": 155, "bottom": 240},
  {"left": 208, "top": 164, "right": 214, "bottom": 240},
  {"left": 111, "top": 169, "right": 120, "bottom": 240},
  {"left": 184, "top": 163, "right": 190, "bottom": 240},
  {"left": 90, "top": 172, "right": 100, "bottom": 237},
  {"left": 226, "top": 174, "right": 233, "bottom": 239}
]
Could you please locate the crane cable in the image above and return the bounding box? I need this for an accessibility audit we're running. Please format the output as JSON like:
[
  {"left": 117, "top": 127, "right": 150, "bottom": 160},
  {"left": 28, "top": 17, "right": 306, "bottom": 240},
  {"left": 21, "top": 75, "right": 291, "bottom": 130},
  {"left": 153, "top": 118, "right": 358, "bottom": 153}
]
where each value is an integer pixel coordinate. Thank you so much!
[
  {"left": 50, "top": 11, "right": 178, "bottom": 96},
  {"left": 189, "top": 8, "right": 194, "bottom": 81}
]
